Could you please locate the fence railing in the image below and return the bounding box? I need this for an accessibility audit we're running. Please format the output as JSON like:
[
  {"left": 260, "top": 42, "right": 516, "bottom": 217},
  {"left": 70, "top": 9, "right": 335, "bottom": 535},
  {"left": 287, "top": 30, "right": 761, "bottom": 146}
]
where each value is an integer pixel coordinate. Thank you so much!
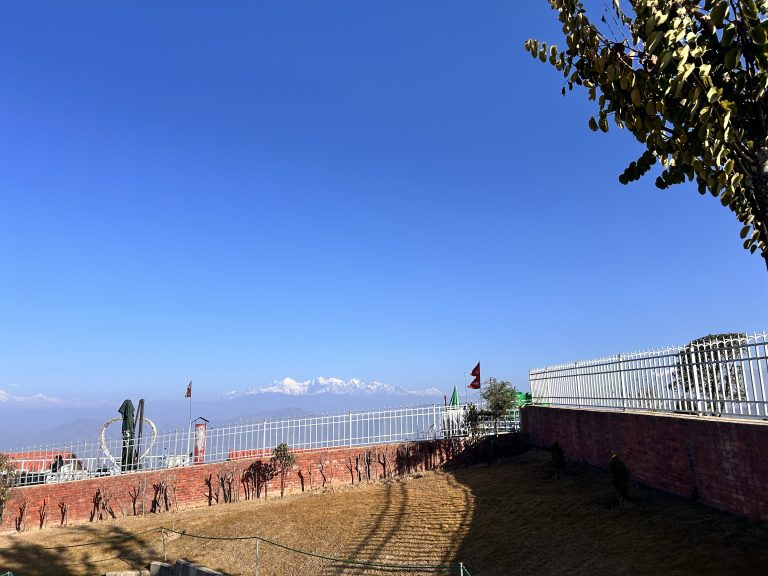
[
  {"left": 529, "top": 331, "right": 768, "bottom": 420},
  {"left": 4, "top": 402, "right": 519, "bottom": 487}
]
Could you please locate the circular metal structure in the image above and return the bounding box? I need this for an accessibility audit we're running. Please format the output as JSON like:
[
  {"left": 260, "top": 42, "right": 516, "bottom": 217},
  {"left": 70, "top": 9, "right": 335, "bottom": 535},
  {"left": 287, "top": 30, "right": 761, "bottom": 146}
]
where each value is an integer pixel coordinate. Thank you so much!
[{"left": 98, "top": 416, "right": 158, "bottom": 469}]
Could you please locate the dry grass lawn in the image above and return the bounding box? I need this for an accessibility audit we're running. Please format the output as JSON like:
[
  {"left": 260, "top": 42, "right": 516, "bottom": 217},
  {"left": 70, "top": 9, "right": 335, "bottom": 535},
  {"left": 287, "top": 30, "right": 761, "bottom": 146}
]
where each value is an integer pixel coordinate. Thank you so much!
[{"left": 1, "top": 449, "right": 766, "bottom": 575}]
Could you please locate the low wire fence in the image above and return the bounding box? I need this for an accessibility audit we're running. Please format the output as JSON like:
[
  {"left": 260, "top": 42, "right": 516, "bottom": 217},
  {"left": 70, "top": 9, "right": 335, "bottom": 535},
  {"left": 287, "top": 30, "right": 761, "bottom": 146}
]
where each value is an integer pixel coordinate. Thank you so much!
[
  {"left": 162, "top": 527, "right": 470, "bottom": 576},
  {"left": 4, "top": 402, "right": 519, "bottom": 486},
  {"left": 0, "top": 524, "right": 471, "bottom": 576},
  {"left": 530, "top": 331, "right": 768, "bottom": 420}
]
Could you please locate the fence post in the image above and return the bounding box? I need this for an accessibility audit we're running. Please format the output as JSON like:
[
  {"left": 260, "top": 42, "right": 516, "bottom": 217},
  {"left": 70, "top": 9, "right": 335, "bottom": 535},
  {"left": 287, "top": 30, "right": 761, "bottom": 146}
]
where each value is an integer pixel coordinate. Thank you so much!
[
  {"left": 255, "top": 537, "right": 260, "bottom": 576},
  {"left": 459, "top": 561, "right": 465, "bottom": 575},
  {"left": 618, "top": 354, "right": 627, "bottom": 411},
  {"left": 690, "top": 345, "right": 704, "bottom": 415},
  {"left": 262, "top": 420, "right": 267, "bottom": 456},
  {"left": 575, "top": 361, "right": 582, "bottom": 408},
  {"left": 348, "top": 412, "right": 353, "bottom": 448}
]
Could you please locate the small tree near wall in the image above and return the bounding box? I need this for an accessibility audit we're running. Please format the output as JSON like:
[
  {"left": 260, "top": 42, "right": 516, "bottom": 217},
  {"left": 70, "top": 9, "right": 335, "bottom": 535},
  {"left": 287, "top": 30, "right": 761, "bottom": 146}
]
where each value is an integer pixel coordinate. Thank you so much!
[
  {"left": 465, "top": 403, "right": 481, "bottom": 439},
  {"left": 0, "top": 453, "right": 15, "bottom": 524},
  {"left": 270, "top": 443, "right": 296, "bottom": 498},
  {"left": 481, "top": 378, "right": 518, "bottom": 436}
]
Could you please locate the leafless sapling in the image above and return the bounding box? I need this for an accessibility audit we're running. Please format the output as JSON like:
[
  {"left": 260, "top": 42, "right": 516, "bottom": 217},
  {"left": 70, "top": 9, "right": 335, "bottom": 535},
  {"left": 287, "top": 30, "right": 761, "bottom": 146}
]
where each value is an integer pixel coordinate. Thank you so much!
[
  {"left": 38, "top": 498, "right": 47, "bottom": 529},
  {"left": 15, "top": 499, "right": 27, "bottom": 532}
]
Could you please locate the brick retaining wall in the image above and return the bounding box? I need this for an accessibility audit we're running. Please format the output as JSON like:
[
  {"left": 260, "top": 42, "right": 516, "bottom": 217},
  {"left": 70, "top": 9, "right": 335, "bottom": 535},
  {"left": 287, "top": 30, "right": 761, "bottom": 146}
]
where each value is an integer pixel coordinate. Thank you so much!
[
  {"left": 1, "top": 439, "right": 463, "bottom": 532},
  {"left": 521, "top": 406, "right": 768, "bottom": 520}
]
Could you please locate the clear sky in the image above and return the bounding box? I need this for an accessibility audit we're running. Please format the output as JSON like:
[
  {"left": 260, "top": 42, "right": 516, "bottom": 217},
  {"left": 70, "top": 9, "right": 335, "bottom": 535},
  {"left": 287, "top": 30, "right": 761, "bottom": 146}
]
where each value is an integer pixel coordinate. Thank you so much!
[{"left": 1, "top": 0, "right": 767, "bottom": 408}]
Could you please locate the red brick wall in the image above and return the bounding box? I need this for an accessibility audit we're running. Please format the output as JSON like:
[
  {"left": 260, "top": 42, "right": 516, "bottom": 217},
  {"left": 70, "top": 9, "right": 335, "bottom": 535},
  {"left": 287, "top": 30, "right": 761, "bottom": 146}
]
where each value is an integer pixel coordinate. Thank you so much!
[
  {"left": 1, "top": 439, "right": 461, "bottom": 533},
  {"left": 521, "top": 406, "right": 768, "bottom": 520}
]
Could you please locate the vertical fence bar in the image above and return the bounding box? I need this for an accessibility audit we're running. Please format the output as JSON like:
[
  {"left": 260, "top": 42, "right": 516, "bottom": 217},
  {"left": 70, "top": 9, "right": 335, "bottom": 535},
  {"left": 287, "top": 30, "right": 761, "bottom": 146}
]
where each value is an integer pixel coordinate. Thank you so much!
[
  {"left": 758, "top": 335, "right": 768, "bottom": 417},
  {"left": 262, "top": 420, "right": 267, "bottom": 457},
  {"left": 618, "top": 354, "right": 627, "bottom": 411}
]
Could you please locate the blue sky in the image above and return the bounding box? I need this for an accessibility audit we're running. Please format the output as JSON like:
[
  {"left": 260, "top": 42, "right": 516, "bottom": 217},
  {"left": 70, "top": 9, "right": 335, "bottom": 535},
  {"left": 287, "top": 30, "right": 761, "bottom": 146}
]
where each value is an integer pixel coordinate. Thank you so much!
[{"left": 1, "top": 0, "right": 767, "bottom": 410}]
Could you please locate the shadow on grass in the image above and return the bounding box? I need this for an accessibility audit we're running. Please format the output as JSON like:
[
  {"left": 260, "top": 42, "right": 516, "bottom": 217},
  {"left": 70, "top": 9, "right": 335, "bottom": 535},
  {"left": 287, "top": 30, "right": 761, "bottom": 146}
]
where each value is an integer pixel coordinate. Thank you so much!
[
  {"left": 0, "top": 523, "right": 161, "bottom": 576},
  {"left": 323, "top": 436, "right": 526, "bottom": 576},
  {"left": 448, "top": 438, "right": 768, "bottom": 576},
  {"left": 328, "top": 479, "right": 460, "bottom": 576},
  {"left": 331, "top": 481, "right": 408, "bottom": 575}
]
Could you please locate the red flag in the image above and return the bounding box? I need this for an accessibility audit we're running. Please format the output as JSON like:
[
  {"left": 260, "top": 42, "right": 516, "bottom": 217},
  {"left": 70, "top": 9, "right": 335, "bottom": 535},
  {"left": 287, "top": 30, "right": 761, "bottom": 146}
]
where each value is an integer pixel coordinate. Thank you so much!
[
  {"left": 468, "top": 362, "right": 480, "bottom": 389},
  {"left": 185, "top": 381, "right": 192, "bottom": 398}
]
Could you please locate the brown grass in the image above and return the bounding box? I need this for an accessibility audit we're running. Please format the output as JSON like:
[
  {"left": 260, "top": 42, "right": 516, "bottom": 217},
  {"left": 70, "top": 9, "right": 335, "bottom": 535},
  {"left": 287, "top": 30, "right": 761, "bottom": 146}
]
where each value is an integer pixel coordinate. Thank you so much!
[{"left": 1, "top": 449, "right": 766, "bottom": 575}]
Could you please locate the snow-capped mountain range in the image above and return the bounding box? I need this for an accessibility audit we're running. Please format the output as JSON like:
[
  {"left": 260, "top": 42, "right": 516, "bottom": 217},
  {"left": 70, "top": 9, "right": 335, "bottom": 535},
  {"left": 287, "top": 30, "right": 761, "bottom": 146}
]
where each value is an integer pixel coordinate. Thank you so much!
[
  {"left": 223, "top": 377, "right": 441, "bottom": 398},
  {"left": 0, "top": 388, "right": 66, "bottom": 406}
]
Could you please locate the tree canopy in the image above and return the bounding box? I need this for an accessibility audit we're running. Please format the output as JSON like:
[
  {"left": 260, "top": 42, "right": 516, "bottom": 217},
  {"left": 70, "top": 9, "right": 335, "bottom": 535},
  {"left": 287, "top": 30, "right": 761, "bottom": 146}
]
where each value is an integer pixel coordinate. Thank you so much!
[
  {"left": 673, "top": 332, "right": 747, "bottom": 413},
  {"left": 270, "top": 443, "right": 296, "bottom": 498},
  {"left": 481, "top": 378, "right": 518, "bottom": 435},
  {"left": 527, "top": 0, "right": 768, "bottom": 267}
]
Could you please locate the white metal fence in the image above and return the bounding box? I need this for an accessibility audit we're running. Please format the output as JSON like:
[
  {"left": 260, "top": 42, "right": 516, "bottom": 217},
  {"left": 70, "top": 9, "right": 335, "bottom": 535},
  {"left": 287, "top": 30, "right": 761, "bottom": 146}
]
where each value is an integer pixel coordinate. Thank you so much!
[
  {"left": 4, "top": 402, "right": 519, "bottom": 487},
  {"left": 530, "top": 331, "right": 768, "bottom": 420}
]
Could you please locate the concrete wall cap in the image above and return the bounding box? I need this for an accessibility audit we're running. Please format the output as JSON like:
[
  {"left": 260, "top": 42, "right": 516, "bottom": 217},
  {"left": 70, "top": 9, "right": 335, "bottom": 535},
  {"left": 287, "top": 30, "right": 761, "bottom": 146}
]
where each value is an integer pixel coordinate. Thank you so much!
[{"left": 149, "top": 561, "right": 174, "bottom": 576}]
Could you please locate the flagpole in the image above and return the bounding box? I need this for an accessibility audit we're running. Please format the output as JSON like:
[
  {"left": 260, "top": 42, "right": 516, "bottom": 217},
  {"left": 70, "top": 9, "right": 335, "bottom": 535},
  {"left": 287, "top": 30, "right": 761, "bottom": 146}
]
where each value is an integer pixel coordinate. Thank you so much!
[{"left": 186, "top": 381, "right": 192, "bottom": 460}]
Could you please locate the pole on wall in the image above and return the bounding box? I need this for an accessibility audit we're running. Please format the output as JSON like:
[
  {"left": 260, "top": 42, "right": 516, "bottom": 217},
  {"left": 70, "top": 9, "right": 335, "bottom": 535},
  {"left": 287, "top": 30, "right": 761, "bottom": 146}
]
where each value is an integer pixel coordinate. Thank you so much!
[{"left": 135, "top": 399, "right": 145, "bottom": 469}]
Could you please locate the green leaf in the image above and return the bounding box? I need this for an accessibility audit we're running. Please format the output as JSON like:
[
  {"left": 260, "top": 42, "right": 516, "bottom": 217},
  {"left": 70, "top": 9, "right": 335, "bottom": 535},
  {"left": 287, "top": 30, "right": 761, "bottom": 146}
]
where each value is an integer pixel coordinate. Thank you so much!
[
  {"left": 706, "top": 86, "right": 720, "bottom": 103},
  {"left": 721, "top": 24, "right": 737, "bottom": 46},
  {"left": 588, "top": 117, "right": 599, "bottom": 131},
  {"left": 710, "top": 1, "right": 729, "bottom": 28},
  {"left": 752, "top": 24, "right": 767, "bottom": 45},
  {"left": 724, "top": 47, "right": 741, "bottom": 69},
  {"left": 756, "top": 50, "right": 768, "bottom": 70},
  {"left": 683, "top": 62, "right": 696, "bottom": 81},
  {"left": 647, "top": 31, "right": 663, "bottom": 53},
  {"left": 740, "top": 225, "right": 751, "bottom": 239},
  {"left": 659, "top": 51, "right": 674, "bottom": 72},
  {"left": 549, "top": 45, "right": 558, "bottom": 65},
  {"left": 620, "top": 71, "right": 634, "bottom": 91}
]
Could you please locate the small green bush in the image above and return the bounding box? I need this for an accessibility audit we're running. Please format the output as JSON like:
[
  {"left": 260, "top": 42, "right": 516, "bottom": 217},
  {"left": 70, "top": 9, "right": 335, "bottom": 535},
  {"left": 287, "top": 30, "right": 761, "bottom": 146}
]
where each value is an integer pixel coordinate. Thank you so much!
[
  {"left": 608, "top": 453, "right": 630, "bottom": 501},
  {"left": 465, "top": 403, "right": 481, "bottom": 438}
]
